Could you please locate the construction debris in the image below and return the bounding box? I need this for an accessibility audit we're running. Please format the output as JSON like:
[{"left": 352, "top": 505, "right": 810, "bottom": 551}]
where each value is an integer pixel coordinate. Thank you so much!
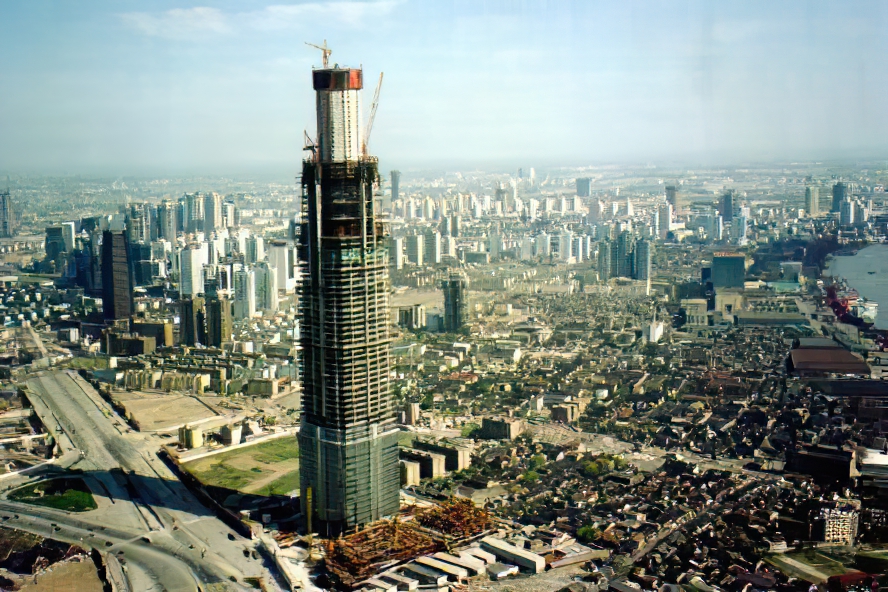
[
  {"left": 416, "top": 497, "right": 491, "bottom": 538},
  {"left": 325, "top": 519, "right": 441, "bottom": 587}
]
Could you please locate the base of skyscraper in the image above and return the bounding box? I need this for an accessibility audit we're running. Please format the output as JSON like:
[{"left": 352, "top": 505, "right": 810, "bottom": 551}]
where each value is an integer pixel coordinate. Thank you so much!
[{"left": 298, "top": 421, "right": 400, "bottom": 536}]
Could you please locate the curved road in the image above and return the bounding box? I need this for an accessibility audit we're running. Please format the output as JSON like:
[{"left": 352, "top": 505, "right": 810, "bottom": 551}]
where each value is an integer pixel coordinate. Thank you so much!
[{"left": 12, "top": 370, "right": 277, "bottom": 591}]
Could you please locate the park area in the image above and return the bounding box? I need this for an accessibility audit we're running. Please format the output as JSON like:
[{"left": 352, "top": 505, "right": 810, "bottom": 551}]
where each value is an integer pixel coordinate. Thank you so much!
[
  {"left": 183, "top": 436, "right": 300, "bottom": 497},
  {"left": 8, "top": 478, "right": 97, "bottom": 512}
]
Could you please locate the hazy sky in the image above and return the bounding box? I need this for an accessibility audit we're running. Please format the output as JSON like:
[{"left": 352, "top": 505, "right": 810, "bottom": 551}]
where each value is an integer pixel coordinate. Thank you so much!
[{"left": 1, "top": 1, "right": 886, "bottom": 174}]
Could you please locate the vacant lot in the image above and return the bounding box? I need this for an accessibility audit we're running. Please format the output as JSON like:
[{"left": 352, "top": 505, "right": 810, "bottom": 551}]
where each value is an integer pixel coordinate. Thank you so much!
[
  {"left": 184, "top": 436, "right": 299, "bottom": 496},
  {"left": 18, "top": 558, "right": 104, "bottom": 592},
  {"left": 9, "top": 478, "right": 97, "bottom": 512}
]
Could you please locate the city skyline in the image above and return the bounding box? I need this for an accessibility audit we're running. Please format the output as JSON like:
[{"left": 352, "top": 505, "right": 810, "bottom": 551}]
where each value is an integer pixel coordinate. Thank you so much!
[{"left": 2, "top": 1, "right": 888, "bottom": 175}]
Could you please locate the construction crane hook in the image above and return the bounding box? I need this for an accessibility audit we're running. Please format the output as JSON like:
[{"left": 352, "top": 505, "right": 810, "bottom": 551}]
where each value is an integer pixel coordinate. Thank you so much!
[{"left": 305, "top": 40, "right": 331, "bottom": 68}]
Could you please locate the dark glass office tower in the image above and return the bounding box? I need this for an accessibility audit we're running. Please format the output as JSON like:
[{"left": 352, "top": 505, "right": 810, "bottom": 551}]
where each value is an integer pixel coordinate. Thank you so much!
[
  {"left": 297, "top": 64, "right": 399, "bottom": 534},
  {"left": 101, "top": 230, "right": 134, "bottom": 320},
  {"left": 442, "top": 272, "right": 469, "bottom": 333}
]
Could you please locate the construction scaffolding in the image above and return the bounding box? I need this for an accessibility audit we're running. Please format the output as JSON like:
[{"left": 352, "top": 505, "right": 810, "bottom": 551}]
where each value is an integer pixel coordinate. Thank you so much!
[
  {"left": 324, "top": 519, "right": 441, "bottom": 587},
  {"left": 298, "top": 63, "right": 399, "bottom": 534},
  {"left": 415, "top": 498, "right": 492, "bottom": 539}
]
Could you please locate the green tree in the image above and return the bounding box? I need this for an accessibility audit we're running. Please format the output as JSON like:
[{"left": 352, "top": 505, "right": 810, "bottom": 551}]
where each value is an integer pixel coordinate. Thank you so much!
[
  {"left": 580, "top": 461, "right": 601, "bottom": 477},
  {"left": 529, "top": 454, "right": 546, "bottom": 469},
  {"left": 577, "top": 525, "right": 601, "bottom": 543},
  {"left": 523, "top": 470, "right": 540, "bottom": 483}
]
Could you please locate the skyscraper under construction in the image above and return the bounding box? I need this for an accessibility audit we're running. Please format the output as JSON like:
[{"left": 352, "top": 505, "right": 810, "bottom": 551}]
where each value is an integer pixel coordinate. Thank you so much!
[{"left": 297, "top": 60, "right": 399, "bottom": 534}]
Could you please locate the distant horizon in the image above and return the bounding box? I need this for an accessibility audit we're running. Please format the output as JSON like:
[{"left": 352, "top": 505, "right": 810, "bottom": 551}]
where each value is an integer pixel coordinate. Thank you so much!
[{"left": 1, "top": 154, "right": 886, "bottom": 184}]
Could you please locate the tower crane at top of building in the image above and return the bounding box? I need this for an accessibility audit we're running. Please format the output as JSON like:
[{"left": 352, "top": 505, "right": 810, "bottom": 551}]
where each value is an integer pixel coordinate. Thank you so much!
[
  {"left": 362, "top": 72, "right": 384, "bottom": 156},
  {"left": 305, "top": 40, "right": 332, "bottom": 68}
]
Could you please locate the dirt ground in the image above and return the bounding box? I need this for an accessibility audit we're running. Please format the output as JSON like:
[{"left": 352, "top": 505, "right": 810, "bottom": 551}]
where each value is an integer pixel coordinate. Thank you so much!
[
  {"left": 111, "top": 391, "right": 223, "bottom": 432},
  {"left": 14, "top": 559, "right": 104, "bottom": 592}
]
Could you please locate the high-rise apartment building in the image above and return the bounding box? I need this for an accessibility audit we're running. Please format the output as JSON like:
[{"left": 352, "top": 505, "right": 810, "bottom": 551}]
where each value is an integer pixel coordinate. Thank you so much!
[
  {"left": 233, "top": 268, "right": 256, "bottom": 320},
  {"left": 576, "top": 177, "right": 591, "bottom": 197},
  {"left": 720, "top": 190, "right": 734, "bottom": 223},
  {"left": 424, "top": 229, "right": 442, "bottom": 265},
  {"left": 406, "top": 234, "right": 424, "bottom": 266},
  {"left": 126, "top": 204, "right": 150, "bottom": 245},
  {"left": 60, "top": 222, "right": 77, "bottom": 253},
  {"left": 805, "top": 186, "right": 820, "bottom": 217},
  {"left": 204, "top": 296, "right": 232, "bottom": 347},
  {"left": 598, "top": 240, "right": 613, "bottom": 281},
  {"left": 203, "top": 192, "right": 223, "bottom": 235},
  {"left": 245, "top": 235, "right": 265, "bottom": 264},
  {"left": 0, "top": 189, "right": 15, "bottom": 238},
  {"left": 390, "top": 170, "right": 400, "bottom": 205},
  {"left": 157, "top": 200, "right": 178, "bottom": 241},
  {"left": 254, "top": 261, "right": 279, "bottom": 313},
  {"left": 101, "top": 231, "right": 134, "bottom": 320},
  {"left": 442, "top": 272, "right": 469, "bottom": 333},
  {"left": 179, "top": 243, "right": 208, "bottom": 297},
  {"left": 616, "top": 231, "right": 635, "bottom": 279},
  {"left": 832, "top": 182, "right": 849, "bottom": 213},
  {"left": 658, "top": 203, "right": 673, "bottom": 240},
  {"left": 634, "top": 239, "right": 652, "bottom": 281},
  {"left": 665, "top": 185, "right": 680, "bottom": 213},
  {"left": 297, "top": 62, "right": 399, "bottom": 534},
  {"left": 180, "top": 297, "right": 206, "bottom": 346},
  {"left": 183, "top": 193, "right": 204, "bottom": 233}
]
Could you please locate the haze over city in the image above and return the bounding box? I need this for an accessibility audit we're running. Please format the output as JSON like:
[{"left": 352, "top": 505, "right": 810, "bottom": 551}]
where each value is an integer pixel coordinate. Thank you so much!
[
  {"left": 2, "top": 0, "right": 888, "bottom": 175},
  {"left": 1, "top": 2, "right": 888, "bottom": 591}
]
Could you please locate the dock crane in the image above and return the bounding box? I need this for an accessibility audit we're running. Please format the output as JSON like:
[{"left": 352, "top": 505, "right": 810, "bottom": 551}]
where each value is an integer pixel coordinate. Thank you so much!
[
  {"left": 305, "top": 40, "right": 331, "bottom": 68},
  {"left": 362, "top": 72, "right": 384, "bottom": 156}
]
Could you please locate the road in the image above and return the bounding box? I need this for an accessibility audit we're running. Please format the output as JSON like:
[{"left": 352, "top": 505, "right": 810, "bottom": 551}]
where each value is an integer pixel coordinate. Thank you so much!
[
  {"left": 13, "top": 370, "right": 277, "bottom": 591},
  {"left": 26, "top": 324, "right": 49, "bottom": 358}
]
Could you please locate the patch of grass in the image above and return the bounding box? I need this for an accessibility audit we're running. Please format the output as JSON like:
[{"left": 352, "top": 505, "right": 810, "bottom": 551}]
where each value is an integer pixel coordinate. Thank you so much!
[
  {"left": 60, "top": 357, "right": 109, "bottom": 371},
  {"left": 184, "top": 436, "right": 299, "bottom": 495},
  {"left": 460, "top": 423, "right": 480, "bottom": 438},
  {"left": 193, "top": 463, "right": 261, "bottom": 491},
  {"left": 9, "top": 478, "right": 97, "bottom": 512},
  {"left": 256, "top": 471, "right": 300, "bottom": 497},
  {"left": 250, "top": 438, "right": 299, "bottom": 464}
]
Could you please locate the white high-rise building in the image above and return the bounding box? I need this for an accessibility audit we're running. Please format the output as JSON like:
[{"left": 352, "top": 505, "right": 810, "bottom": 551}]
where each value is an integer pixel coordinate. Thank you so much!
[
  {"left": 528, "top": 198, "right": 539, "bottom": 220},
  {"left": 268, "top": 241, "right": 297, "bottom": 292},
  {"left": 392, "top": 237, "right": 405, "bottom": 270},
  {"left": 203, "top": 192, "right": 223, "bottom": 235},
  {"left": 805, "top": 186, "right": 821, "bottom": 218},
  {"left": 406, "top": 234, "right": 424, "bottom": 266},
  {"left": 557, "top": 232, "right": 573, "bottom": 262},
  {"left": 179, "top": 242, "right": 209, "bottom": 297},
  {"left": 61, "top": 222, "right": 77, "bottom": 253},
  {"left": 254, "top": 261, "right": 279, "bottom": 313}
]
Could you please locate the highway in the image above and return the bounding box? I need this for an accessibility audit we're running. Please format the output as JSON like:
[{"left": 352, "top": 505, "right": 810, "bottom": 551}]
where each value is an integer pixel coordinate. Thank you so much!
[{"left": 13, "top": 370, "right": 277, "bottom": 591}]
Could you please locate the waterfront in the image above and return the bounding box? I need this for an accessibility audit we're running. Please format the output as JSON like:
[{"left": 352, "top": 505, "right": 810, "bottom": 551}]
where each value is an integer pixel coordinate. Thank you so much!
[{"left": 825, "top": 243, "right": 888, "bottom": 330}]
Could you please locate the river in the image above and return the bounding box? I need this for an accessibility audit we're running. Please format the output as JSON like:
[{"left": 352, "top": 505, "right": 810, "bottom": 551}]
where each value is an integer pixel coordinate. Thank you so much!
[{"left": 824, "top": 243, "right": 888, "bottom": 329}]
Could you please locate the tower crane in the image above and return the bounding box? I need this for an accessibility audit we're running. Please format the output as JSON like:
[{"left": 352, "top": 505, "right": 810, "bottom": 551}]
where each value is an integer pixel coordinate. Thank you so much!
[
  {"left": 305, "top": 40, "right": 331, "bottom": 68},
  {"left": 362, "top": 72, "right": 384, "bottom": 156}
]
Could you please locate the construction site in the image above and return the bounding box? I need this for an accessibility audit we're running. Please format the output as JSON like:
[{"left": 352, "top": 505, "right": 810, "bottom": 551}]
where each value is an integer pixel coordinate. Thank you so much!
[
  {"left": 297, "top": 56, "right": 402, "bottom": 536},
  {"left": 320, "top": 498, "right": 492, "bottom": 588}
]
